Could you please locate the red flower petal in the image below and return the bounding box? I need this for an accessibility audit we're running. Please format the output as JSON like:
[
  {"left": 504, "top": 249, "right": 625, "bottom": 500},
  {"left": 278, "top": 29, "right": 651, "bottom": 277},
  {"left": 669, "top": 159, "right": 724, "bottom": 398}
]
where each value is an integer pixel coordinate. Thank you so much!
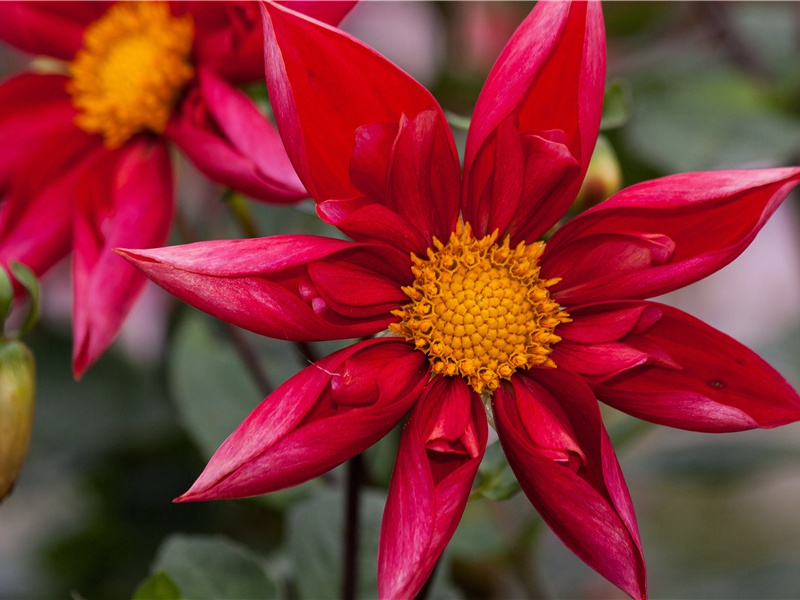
[
  {"left": 178, "top": 338, "right": 429, "bottom": 501},
  {"left": 494, "top": 369, "right": 646, "bottom": 600},
  {"left": 0, "top": 1, "right": 108, "bottom": 60},
  {"left": 186, "top": 1, "right": 356, "bottom": 83},
  {"left": 463, "top": 0, "right": 604, "bottom": 243},
  {"left": 379, "top": 376, "right": 487, "bottom": 600},
  {"left": 564, "top": 301, "right": 800, "bottom": 433},
  {"left": 261, "top": 2, "right": 459, "bottom": 245},
  {"left": 0, "top": 74, "right": 79, "bottom": 192},
  {"left": 117, "top": 236, "right": 410, "bottom": 342},
  {"left": 166, "top": 69, "right": 307, "bottom": 203},
  {"left": 72, "top": 138, "right": 174, "bottom": 378},
  {"left": 545, "top": 168, "right": 800, "bottom": 304},
  {"left": 0, "top": 93, "right": 100, "bottom": 279}
]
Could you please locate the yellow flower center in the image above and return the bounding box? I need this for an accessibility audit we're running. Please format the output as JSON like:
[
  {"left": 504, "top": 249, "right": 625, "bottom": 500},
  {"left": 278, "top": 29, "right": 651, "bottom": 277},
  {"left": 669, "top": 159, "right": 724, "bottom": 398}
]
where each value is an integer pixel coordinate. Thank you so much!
[
  {"left": 67, "top": 2, "right": 195, "bottom": 149},
  {"left": 390, "top": 222, "right": 571, "bottom": 394}
]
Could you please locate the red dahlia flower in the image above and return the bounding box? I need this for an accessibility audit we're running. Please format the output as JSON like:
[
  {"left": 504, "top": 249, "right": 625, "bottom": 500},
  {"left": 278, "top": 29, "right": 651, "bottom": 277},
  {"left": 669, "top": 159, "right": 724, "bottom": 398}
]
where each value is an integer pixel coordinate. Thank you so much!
[
  {"left": 119, "top": 2, "right": 800, "bottom": 598},
  {"left": 0, "top": 1, "right": 354, "bottom": 376}
]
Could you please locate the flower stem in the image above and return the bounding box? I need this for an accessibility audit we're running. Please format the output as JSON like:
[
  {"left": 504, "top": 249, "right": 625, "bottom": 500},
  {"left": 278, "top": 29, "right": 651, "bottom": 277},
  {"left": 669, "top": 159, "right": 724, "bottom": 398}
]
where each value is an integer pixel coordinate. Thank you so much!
[
  {"left": 343, "top": 453, "right": 363, "bottom": 600},
  {"left": 220, "top": 322, "right": 273, "bottom": 394}
]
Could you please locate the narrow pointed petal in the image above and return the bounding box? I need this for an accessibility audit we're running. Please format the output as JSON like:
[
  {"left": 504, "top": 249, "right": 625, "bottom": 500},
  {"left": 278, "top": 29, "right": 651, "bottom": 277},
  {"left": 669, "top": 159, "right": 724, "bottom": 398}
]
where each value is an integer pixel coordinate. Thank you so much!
[
  {"left": 379, "top": 377, "right": 487, "bottom": 600},
  {"left": 166, "top": 70, "right": 306, "bottom": 203},
  {"left": 0, "top": 2, "right": 107, "bottom": 60},
  {"left": 72, "top": 139, "right": 173, "bottom": 377},
  {"left": 545, "top": 168, "right": 800, "bottom": 304},
  {"left": 559, "top": 301, "right": 800, "bottom": 432},
  {"left": 0, "top": 104, "right": 100, "bottom": 279},
  {"left": 261, "top": 2, "right": 459, "bottom": 247},
  {"left": 117, "top": 236, "right": 410, "bottom": 342},
  {"left": 179, "top": 339, "right": 429, "bottom": 501},
  {"left": 494, "top": 370, "right": 646, "bottom": 600},
  {"left": 463, "top": 0, "right": 605, "bottom": 243},
  {"left": 186, "top": 1, "right": 356, "bottom": 83}
]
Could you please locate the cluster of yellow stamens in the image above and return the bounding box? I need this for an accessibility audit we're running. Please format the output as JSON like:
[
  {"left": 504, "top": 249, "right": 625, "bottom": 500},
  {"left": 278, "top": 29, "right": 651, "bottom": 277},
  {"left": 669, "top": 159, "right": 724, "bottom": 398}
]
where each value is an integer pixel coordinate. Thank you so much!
[
  {"left": 390, "top": 222, "right": 571, "bottom": 394},
  {"left": 67, "top": 2, "right": 195, "bottom": 148}
]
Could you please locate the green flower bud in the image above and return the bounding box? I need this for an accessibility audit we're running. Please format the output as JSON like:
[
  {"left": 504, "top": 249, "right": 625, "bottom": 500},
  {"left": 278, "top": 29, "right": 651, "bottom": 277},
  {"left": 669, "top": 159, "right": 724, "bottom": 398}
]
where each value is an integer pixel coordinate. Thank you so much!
[{"left": 0, "top": 339, "right": 35, "bottom": 501}]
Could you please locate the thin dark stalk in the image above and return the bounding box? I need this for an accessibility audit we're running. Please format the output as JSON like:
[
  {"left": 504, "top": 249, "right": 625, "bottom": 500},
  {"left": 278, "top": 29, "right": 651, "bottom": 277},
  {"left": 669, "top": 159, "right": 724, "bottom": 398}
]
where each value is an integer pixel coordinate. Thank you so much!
[
  {"left": 221, "top": 321, "right": 273, "bottom": 394},
  {"left": 175, "top": 209, "right": 273, "bottom": 395},
  {"left": 342, "top": 453, "right": 364, "bottom": 600}
]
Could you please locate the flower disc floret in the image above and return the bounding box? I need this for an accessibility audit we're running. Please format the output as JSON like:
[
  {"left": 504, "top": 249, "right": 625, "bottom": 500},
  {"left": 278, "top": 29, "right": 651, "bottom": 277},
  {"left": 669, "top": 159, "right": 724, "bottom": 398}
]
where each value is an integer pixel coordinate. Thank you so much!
[
  {"left": 68, "top": 2, "right": 195, "bottom": 149},
  {"left": 390, "top": 222, "right": 571, "bottom": 394}
]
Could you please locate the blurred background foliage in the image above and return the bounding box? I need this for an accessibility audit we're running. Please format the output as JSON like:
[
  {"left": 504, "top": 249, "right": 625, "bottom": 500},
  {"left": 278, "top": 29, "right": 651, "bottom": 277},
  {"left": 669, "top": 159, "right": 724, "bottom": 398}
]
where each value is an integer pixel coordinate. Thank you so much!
[{"left": 3, "top": 2, "right": 800, "bottom": 599}]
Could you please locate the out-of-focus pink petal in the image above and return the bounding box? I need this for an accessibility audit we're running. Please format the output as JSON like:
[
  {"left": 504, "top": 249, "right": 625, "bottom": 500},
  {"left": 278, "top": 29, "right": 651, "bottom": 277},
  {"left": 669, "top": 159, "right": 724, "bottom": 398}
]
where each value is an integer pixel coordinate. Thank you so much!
[
  {"left": 562, "top": 301, "right": 800, "bottom": 433},
  {"left": 72, "top": 138, "right": 174, "bottom": 378},
  {"left": 117, "top": 236, "right": 410, "bottom": 342},
  {"left": 261, "top": 2, "right": 459, "bottom": 245},
  {"left": 178, "top": 338, "right": 429, "bottom": 501},
  {"left": 0, "top": 106, "right": 101, "bottom": 280},
  {"left": 379, "top": 376, "right": 487, "bottom": 600},
  {"left": 463, "top": 0, "right": 605, "bottom": 243},
  {"left": 494, "top": 369, "right": 646, "bottom": 600},
  {"left": 185, "top": 1, "right": 356, "bottom": 83},
  {"left": 166, "top": 70, "right": 306, "bottom": 203},
  {"left": 0, "top": 2, "right": 108, "bottom": 60},
  {"left": 545, "top": 168, "right": 800, "bottom": 304},
  {"left": 0, "top": 74, "right": 79, "bottom": 192}
]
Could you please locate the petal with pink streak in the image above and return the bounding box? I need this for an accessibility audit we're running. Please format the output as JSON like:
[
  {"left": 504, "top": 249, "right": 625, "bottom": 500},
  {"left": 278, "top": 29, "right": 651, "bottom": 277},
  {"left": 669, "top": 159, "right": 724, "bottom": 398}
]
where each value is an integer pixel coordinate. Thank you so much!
[
  {"left": 261, "top": 1, "right": 458, "bottom": 243},
  {"left": 565, "top": 301, "right": 800, "bottom": 433},
  {"left": 379, "top": 376, "right": 487, "bottom": 600},
  {"left": 493, "top": 369, "right": 646, "bottom": 600},
  {"left": 166, "top": 70, "right": 307, "bottom": 203},
  {"left": 179, "top": 338, "right": 429, "bottom": 501},
  {"left": 117, "top": 236, "right": 410, "bottom": 342},
  {"left": 545, "top": 168, "right": 800, "bottom": 304},
  {"left": 463, "top": 0, "right": 605, "bottom": 243},
  {"left": 72, "top": 138, "right": 174, "bottom": 377}
]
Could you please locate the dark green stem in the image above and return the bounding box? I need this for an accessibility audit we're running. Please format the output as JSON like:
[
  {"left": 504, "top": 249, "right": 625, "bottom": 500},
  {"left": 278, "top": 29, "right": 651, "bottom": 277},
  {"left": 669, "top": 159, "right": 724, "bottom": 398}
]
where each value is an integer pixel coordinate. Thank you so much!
[{"left": 343, "top": 453, "right": 364, "bottom": 600}]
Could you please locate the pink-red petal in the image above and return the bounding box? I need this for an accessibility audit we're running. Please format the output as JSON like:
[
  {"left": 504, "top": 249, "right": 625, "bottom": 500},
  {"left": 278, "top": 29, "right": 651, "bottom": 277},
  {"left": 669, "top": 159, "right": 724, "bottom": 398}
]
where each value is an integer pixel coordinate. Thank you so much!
[
  {"left": 72, "top": 138, "right": 174, "bottom": 378},
  {"left": 493, "top": 369, "right": 646, "bottom": 600},
  {"left": 178, "top": 338, "right": 429, "bottom": 501},
  {"left": 379, "top": 376, "right": 487, "bottom": 599},
  {"left": 261, "top": 1, "right": 459, "bottom": 246},
  {"left": 463, "top": 0, "right": 605, "bottom": 243},
  {"left": 166, "top": 70, "right": 306, "bottom": 203},
  {"left": 185, "top": 1, "right": 356, "bottom": 83},
  {"left": 0, "top": 2, "right": 108, "bottom": 60},
  {"left": 563, "top": 301, "right": 800, "bottom": 432},
  {"left": 117, "top": 236, "right": 410, "bottom": 342},
  {"left": 545, "top": 168, "right": 800, "bottom": 304}
]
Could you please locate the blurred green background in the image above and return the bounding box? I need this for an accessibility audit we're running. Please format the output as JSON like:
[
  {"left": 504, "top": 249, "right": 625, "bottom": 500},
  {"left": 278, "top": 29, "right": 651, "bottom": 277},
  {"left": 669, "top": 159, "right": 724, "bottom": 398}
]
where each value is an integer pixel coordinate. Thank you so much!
[{"left": 3, "top": 2, "right": 800, "bottom": 599}]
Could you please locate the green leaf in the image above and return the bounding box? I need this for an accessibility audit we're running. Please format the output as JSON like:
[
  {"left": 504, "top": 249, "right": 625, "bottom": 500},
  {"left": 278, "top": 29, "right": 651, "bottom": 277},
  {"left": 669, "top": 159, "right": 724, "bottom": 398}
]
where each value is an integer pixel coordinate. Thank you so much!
[
  {"left": 168, "top": 311, "right": 319, "bottom": 508},
  {"left": 133, "top": 571, "right": 181, "bottom": 600},
  {"left": 600, "top": 80, "right": 632, "bottom": 130},
  {"left": 9, "top": 262, "right": 40, "bottom": 337},
  {"left": 625, "top": 66, "right": 800, "bottom": 172},
  {"left": 639, "top": 441, "right": 800, "bottom": 488},
  {"left": 152, "top": 534, "right": 279, "bottom": 600},
  {"left": 0, "top": 267, "right": 13, "bottom": 328},
  {"left": 472, "top": 441, "right": 520, "bottom": 501},
  {"left": 287, "top": 487, "right": 385, "bottom": 599}
]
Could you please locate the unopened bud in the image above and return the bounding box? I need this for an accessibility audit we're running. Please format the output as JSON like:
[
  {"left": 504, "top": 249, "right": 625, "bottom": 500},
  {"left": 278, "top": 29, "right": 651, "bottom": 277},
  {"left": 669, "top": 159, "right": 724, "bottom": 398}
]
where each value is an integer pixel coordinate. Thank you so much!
[
  {"left": 0, "top": 339, "right": 35, "bottom": 501},
  {"left": 574, "top": 135, "right": 623, "bottom": 212}
]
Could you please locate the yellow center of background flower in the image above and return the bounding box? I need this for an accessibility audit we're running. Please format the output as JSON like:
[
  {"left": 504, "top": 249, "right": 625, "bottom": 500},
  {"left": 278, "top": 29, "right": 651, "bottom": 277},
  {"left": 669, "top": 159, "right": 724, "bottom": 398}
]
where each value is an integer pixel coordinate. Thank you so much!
[
  {"left": 390, "top": 222, "right": 571, "bottom": 394},
  {"left": 67, "top": 2, "right": 195, "bottom": 149}
]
